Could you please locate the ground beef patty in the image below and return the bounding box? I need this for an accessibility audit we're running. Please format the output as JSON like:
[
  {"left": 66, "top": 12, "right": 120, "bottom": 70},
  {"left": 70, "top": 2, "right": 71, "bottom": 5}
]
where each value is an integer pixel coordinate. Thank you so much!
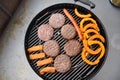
[
  {"left": 38, "top": 24, "right": 54, "bottom": 41},
  {"left": 64, "top": 40, "right": 82, "bottom": 56},
  {"left": 54, "top": 54, "right": 72, "bottom": 73},
  {"left": 49, "top": 13, "right": 65, "bottom": 28},
  {"left": 43, "top": 40, "right": 60, "bottom": 57},
  {"left": 61, "top": 24, "right": 77, "bottom": 39}
]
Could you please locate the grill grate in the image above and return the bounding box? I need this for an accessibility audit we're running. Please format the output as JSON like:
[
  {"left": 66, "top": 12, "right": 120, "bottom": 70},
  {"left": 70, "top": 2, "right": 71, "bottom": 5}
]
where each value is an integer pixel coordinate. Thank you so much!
[{"left": 25, "top": 3, "right": 108, "bottom": 80}]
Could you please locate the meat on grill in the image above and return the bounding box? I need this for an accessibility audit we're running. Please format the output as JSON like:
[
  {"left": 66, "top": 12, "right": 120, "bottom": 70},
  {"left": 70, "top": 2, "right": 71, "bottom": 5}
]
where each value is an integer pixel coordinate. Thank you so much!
[
  {"left": 49, "top": 13, "right": 65, "bottom": 28},
  {"left": 54, "top": 54, "right": 72, "bottom": 73},
  {"left": 38, "top": 24, "right": 54, "bottom": 41},
  {"left": 64, "top": 40, "right": 82, "bottom": 56},
  {"left": 61, "top": 24, "right": 77, "bottom": 39},
  {"left": 43, "top": 40, "right": 60, "bottom": 57}
]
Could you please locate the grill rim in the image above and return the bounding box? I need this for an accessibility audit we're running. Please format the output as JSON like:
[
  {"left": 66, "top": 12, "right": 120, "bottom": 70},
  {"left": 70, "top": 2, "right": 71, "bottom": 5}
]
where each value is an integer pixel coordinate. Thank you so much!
[{"left": 24, "top": 3, "right": 108, "bottom": 80}]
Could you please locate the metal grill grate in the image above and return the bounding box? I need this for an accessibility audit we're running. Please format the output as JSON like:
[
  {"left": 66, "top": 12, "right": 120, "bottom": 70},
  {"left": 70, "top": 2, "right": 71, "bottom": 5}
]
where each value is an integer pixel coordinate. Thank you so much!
[{"left": 25, "top": 3, "right": 107, "bottom": 80}]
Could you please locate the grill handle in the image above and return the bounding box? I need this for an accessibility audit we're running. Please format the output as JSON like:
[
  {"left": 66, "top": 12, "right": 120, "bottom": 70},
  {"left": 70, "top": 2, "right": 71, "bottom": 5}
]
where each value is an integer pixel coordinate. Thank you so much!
[{"left": 74, "top": 0, "right": 95, "bottom": 9}]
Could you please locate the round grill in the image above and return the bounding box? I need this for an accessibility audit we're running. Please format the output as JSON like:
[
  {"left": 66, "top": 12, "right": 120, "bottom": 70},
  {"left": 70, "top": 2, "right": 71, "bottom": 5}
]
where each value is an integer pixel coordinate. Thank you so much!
[{"left": 24, "top": 3, "right": 108, "bottom": 80}]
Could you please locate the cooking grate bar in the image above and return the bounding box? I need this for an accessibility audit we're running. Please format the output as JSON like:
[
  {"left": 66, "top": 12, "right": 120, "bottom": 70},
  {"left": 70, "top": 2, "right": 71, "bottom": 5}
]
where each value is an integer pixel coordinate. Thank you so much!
[
  {"left": 73, "top": 56, "right": 98, "bottom": 79},
  {"left": 28, "top": 35, "right": 39, "bottom": 46},
  {"left": 82, "top": 65, "right": 97, "bottom": 79}
]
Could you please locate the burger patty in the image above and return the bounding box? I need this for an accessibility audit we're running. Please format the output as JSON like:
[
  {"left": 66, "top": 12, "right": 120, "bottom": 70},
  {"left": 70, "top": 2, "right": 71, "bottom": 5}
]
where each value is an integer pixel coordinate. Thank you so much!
[
  {"left": 54, "top": 54, "right": 72, "bottom": 73},
  {"left": 49, "top": 13, "right": 65, "bottom": 28},
  {"left": 38, "top": 24, "right": 54, "bottom": 41},
  {"left": 64, "top": 40, "right": 82, "bottom": 56},
  {"left": 61, "top": 24, "right": 77, "bottom": 39},
  {"left": 43, "top": 40, "right": 60, "bottom": 57}
]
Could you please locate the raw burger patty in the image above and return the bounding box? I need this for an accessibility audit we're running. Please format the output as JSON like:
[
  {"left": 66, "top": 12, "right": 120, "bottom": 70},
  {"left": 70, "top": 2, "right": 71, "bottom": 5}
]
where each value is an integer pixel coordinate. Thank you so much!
[
  {"left": 38, "top": 24, "right": 54, "bottom": 41},
  {"left": 64, "top": 40, "right": 82, "bottom": 56},
  {"left": 49, "top": 13, "right": 65, "bottom": 28},
  {"left": 61, "top": 24, "right": 77, "bottom": 39},
  {"left": 43, "top": 40, "right": 60, "bottom": 57},
  {"left": 54, "top": 54, "right": 72, "bottom": 73}
]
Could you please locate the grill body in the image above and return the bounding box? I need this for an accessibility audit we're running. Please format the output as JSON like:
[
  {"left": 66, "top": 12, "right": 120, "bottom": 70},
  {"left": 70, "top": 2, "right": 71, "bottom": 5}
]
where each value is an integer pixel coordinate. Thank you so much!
[{"left": 24, "top": 3, "right": 108, "bottom": 80}]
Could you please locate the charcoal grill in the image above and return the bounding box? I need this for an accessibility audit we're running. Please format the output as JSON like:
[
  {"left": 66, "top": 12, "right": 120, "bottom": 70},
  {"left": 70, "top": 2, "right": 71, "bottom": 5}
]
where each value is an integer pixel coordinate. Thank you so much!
[{"left": 24, "top": 3, "right": 108, "bottom": 80}]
